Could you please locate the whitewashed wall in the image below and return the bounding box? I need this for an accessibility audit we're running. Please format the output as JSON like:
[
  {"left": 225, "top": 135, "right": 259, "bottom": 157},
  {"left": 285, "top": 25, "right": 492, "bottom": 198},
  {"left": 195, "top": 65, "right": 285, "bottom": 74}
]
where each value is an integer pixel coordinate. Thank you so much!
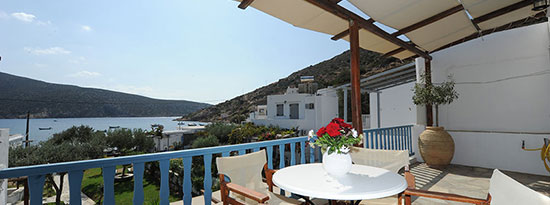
[
  {"left": 0, "top": 129, "right": 8, "bottom": 205},
  {"left": 424, "top": 22, "right": 550, "bottom": 175},
  {"left": 314, "top": 88, "right": 339, "bottom": 130},
  {"left": 253, "top": 88, "right": 338, "bottom": 132},
  {"left": 369, "top": 82, "right": 418, "bottom": 128}
]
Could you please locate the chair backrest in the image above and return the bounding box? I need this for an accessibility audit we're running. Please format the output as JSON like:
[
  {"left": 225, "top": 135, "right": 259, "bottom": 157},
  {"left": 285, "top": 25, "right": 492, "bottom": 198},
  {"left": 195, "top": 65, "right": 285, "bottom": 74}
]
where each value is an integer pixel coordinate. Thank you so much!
[
  {"left": 350, "top": 147, "right": 409, "bottom": 173},
  {"left": 216, "top": 149, "right": 267, "bottom": 193},
  {"left": 489, "top": 169, "right": 550, "bottom": 205}
]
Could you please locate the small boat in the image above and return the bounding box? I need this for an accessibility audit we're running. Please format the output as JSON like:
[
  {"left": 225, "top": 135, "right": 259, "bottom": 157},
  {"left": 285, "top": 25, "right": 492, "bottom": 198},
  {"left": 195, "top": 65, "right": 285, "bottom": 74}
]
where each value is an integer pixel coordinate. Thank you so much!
[
  {"left": 39, "top": 127, "right": 52, "bottom": 130},
  {"left": 177, "top": 122, "right": 185, "bottom": 126},
  {"left": 109, "top": 126, "right": 120, "bottom": 129},
  {"left": 187, "top": 123, "right": 197, "bottom": 126}
]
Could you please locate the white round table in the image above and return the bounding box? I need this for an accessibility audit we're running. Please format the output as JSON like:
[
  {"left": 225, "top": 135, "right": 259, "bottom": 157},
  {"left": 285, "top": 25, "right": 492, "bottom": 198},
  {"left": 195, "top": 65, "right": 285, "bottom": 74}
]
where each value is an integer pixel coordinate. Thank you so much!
[{"left": 272, "top": 163, "right": 407, "bottom": 201}]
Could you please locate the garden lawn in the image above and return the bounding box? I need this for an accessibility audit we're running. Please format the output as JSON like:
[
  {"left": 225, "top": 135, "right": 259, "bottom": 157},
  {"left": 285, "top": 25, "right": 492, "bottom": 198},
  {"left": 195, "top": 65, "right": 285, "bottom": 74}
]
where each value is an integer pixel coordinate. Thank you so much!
[{"left": 81, "top": 167, "right": 179, "bottom": 204}]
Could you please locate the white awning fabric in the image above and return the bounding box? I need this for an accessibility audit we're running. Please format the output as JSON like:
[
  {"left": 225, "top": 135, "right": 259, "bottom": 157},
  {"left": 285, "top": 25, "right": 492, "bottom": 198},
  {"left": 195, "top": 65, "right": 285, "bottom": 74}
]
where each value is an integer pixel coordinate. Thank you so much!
[
  {"left": 237, "top": 0, "right": 543, "bottom": 59},
  {"left": 347, "top": 0, "right": 461, "bottom": 31}
]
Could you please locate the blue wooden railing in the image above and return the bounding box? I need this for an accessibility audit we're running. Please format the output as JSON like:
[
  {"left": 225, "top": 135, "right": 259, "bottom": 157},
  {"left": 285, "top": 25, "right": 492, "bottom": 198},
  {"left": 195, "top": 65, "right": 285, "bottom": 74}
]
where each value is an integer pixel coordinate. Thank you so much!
[
  {"left": 0, "top": 136, "right": 322, "bottom": 205},
  {"left": 363, "top": 125, "right": 415, "bottom": 156},
  {"left": 0, "top": 126, "right": 413, "bottom": 205}
]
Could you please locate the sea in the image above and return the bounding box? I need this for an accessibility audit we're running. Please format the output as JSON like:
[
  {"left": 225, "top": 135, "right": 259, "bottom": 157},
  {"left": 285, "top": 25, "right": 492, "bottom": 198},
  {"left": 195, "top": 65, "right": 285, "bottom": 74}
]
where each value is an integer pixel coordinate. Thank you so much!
[{"left": 0, "top": 117, "right": 203, "bottom": 145}]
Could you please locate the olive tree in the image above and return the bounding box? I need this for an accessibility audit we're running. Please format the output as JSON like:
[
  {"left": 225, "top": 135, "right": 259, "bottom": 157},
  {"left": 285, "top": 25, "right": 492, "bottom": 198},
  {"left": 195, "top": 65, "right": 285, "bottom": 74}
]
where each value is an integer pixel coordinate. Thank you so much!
[{"left": 413, "top": 75, "right": 459, "bottom": 127}]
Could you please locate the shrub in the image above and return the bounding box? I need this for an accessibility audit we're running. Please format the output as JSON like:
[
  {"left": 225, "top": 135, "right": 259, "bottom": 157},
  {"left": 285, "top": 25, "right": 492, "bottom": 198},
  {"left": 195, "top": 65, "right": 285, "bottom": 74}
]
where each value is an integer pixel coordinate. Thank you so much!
[
  {"left": 227, "top": 123, "right": 266, "bottom": 144},
  {"left": 205, "top": 123, "right": 237, "bottom": 144},
  {"left": 192, "top": 135, "right": 220, "bottom": 149},
  {"left": 106, "top": 128, "right": 154, "bottom": 154}
]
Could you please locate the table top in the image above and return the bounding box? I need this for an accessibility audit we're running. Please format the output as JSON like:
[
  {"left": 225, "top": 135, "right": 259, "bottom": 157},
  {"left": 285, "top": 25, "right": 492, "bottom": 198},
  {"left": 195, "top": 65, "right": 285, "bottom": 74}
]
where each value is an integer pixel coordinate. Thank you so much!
[{"left": 272, "top": 163, "right": 407, "bottom": 200}]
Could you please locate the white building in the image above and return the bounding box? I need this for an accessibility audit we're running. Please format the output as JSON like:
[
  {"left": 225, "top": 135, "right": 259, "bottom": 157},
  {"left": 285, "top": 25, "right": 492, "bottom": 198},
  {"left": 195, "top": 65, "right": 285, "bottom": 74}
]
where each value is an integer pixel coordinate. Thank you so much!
[
  {"left": 152, "top": 126, "right": 206, "bottom": 152},
  {"left": 249, "top": 86, "right": 339, "bottom": 132},
  {"left": 369, "top": 22, "right": 550, "bottom": 176},
  {"left": 8, "top": 134, "right": 24, "bottom": 148}
]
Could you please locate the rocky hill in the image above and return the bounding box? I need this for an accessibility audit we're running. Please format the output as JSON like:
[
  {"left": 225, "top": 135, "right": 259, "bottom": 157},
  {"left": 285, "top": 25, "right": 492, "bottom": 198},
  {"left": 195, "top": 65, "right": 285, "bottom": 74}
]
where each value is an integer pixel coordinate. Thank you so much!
[
  {"left": 185, "top": 15, "right": 550, "bottom": 123},
  {"left": 0, "top": 72, "right": 210, "bottom": 118},
  {"left": 184, "top": 49, "right": 410, "bottom": 122}
]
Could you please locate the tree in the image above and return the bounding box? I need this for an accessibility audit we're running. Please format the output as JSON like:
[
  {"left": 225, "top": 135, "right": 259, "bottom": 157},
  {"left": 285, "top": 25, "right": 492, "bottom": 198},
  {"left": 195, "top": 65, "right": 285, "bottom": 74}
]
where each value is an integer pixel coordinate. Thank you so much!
[
  {"left": 10, "top": 126, "right": 106, "bottom": 205},
  {"left": 106, "top": 128, "right": 154, "bottom": 176},
  {"left": 10, "top": 141, "right": 89, "bottom": 205},
  {"left": 204, "top": 123, "right": 237, "bottom": 144},
  {"left": 413, "top": 75, "right": 459, "bottom": 127}
]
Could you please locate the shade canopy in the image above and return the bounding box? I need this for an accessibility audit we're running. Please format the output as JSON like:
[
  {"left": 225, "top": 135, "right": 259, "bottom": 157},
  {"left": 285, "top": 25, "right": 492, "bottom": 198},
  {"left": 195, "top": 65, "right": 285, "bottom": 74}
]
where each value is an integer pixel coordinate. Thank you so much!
[{"left": 236, "top": 0, "right": 545, "bottom": 59}]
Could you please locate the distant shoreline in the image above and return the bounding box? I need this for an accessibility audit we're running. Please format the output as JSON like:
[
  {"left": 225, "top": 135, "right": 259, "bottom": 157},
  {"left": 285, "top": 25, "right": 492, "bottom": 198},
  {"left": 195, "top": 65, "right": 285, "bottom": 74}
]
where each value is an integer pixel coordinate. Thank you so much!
[{"left": 0, "top": 116, "right": 183, "bottom": 120}]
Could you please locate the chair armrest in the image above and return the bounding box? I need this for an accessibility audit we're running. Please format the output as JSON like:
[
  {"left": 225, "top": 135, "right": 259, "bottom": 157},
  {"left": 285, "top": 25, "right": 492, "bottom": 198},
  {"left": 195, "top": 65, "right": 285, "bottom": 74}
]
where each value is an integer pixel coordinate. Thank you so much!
[
  {"left": 263, "top": 163, "right": 278, "bottom": 192},
  {"left": 404, "top": 168, "right": 415, "bottom": 188},
  {"left": 403, "top": 188, "right": 489, "bottom": 205},
  {"left": 224, "top": 182, "right": 270, "bottom": 203}
]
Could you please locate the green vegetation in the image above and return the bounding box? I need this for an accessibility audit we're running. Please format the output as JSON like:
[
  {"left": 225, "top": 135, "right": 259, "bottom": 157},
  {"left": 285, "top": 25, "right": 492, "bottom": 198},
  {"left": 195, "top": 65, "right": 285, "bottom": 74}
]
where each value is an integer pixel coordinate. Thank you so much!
[
  {"left": 204, "top": 122, "right": 237, "bottom": 144},
  {"left": 413, "top": 75, "right": 459, "bottom": 126},
  {"left": 80, "top": 167, "right": 179, "bottom": 204},
  {"left": 9, "top": 122, "right": 298, "bottom": 204},
  {"left": 192, "top": 135, "right": 220, "bottom": 148},
  {"left": 228, "top": 123, "right": 297, "bottom": 144},
  {"left": 9, "top": 126, "right": 156, "bottom": 205},
  {"left": 185, "top": 49, "right": 407, "bottom": 122}
]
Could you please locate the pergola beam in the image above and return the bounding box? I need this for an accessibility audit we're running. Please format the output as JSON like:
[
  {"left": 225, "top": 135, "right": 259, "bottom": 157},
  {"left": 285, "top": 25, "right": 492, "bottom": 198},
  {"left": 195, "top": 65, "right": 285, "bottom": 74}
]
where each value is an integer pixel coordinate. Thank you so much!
[
  {"left": 472, "top": 0, "right": 532, "bottom": 25},
  {"left": 392, "top": 5, "right": 464, "bottom": 37},
  {"left": 349, "top": 20, "right": 363, "bottom": 133},
  {"left": 305, "top": 0, "right": 432, "bottom": 60},
  {"left": 238, "top": 0, "right": 255, "bottom": 10},
  {"left": 382, "top": 47, "right": 405, "bottom": 58},
  {"left": 433, "top": 11, "right": 547, "bottom": 53},
  {"left": 331, "top": 29, "right": 350, "bottom": 40}
]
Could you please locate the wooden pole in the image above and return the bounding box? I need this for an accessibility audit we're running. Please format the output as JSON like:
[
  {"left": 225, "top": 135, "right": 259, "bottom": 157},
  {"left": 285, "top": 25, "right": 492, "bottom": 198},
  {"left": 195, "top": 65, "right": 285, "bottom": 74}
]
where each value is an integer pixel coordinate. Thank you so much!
[
  {"left": 349, "top": 20, "right": 363, "bottom": 133},
  {"left": 425, "top": 59, "right": 434, "bottom": 127},
  {"left": 25, "top": 112, "right": 30, "bottom": 148}
]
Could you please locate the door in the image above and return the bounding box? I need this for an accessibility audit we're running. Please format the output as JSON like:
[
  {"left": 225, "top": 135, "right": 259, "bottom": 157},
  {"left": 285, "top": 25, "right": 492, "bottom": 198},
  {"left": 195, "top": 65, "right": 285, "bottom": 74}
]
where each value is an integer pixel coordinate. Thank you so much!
[{"left": 289, "top": 103, "right": 299, "bottom": 119}]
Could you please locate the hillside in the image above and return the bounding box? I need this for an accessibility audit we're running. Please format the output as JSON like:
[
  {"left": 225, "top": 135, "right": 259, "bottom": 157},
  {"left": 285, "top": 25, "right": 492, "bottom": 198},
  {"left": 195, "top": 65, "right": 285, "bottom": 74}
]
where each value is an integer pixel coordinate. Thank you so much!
[
  {"left": 184, "top": 49, "right": 410, "bottom": 122},
  {"left": 0, "top": 72, "right": 210, "bottom": 119}
]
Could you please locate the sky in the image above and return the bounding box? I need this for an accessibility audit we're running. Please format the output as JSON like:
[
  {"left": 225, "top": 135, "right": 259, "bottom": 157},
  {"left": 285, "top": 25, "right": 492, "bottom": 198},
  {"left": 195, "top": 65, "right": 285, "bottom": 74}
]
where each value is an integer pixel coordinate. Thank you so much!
[{"left": 0, "top": 0, "right": 378, "bottom": 104}]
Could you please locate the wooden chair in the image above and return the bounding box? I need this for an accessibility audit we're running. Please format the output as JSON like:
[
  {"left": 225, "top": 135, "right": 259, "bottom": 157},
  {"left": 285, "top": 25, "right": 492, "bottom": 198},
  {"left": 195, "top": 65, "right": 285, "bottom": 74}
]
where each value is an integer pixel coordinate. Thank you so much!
[
  {"left": 400, "top": 169, "right": 550, "bottom": 205},
  {"left": 349, "top": 147, "right": 410, "bottom": 173},
  {"left": 216, "top": 149, "right": 303, "bottom": 205},
  {"left": 350, "top": 147, "right": 411, "bottom": 204}
]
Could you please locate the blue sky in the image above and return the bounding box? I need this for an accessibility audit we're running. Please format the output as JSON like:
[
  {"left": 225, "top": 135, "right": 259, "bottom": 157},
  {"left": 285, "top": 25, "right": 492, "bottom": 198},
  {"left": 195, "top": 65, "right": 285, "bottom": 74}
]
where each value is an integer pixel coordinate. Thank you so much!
[{"left": 0, "top": 0, "right": 373, "bottom": 104}]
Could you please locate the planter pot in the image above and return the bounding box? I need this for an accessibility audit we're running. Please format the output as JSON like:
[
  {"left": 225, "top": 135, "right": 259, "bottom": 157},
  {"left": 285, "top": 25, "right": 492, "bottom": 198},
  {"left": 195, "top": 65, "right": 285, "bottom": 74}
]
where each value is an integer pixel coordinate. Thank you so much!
[
  {"left": 322, "top": 148, "right": 352, "bottom": 177},
  {"left": 418, "top": 126, "right": 455, "bottom": 168}
]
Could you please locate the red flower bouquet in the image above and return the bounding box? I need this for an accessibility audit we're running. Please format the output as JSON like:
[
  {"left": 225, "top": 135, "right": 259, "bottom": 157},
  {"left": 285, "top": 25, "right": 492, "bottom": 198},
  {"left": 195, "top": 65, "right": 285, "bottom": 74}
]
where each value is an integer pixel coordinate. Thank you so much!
[{"left": 310, "top": 118, "right": 362, "bottom": 154}]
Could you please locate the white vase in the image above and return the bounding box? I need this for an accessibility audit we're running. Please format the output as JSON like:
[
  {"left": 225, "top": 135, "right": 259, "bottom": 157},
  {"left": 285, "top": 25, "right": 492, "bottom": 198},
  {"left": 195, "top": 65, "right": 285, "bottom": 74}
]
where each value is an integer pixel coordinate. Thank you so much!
[{"left": 322, "top": 148, "right": 352, "bottom": 177}]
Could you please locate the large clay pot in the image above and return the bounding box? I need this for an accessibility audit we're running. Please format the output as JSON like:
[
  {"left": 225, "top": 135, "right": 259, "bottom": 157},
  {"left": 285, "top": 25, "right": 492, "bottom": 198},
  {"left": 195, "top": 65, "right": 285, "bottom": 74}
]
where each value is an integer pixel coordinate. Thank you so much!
[{"left": 418, "top": 127, "right": 455, "bottom": 168}]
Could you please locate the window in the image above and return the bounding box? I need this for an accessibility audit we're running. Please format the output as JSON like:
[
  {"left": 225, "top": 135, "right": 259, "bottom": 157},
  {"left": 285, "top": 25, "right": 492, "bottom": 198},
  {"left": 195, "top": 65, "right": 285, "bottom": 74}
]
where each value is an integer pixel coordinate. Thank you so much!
[
  {"left": 289, "top": 103, "right": 299, "bottom": 119},
  {"left": 259, "top": 108, "right": 266, "bottom": 115},
  {"left": 276, "top": 104, "right": 284, "bottom": 116},
  {"left": 305, "top": 103, "right": 315, "bottom": 109}
]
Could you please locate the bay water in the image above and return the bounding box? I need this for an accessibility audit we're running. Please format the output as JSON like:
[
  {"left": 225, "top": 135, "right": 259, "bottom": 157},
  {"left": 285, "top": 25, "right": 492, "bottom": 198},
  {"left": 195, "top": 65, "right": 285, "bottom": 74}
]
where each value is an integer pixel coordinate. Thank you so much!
[{"left": 0, "top": 117, "right": 203, "bottom": 144}]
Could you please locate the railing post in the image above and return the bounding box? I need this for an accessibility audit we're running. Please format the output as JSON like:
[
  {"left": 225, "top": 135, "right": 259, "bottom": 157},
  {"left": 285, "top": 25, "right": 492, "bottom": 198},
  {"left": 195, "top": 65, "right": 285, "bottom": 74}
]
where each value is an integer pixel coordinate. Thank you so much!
[
  {"left": 68, "top": 170, "right": 84, "bottom": 205},
  {"left": 159, "top": 160, "right": 170, "bottom": 205},
  {"left": 300, "top": 141, "right": 306, "bottom": 164},
  {"left": 183, "top": 157, "right": 192, "bottom": 204},
  {"left": 102, "top": 166, "right": 116, "bottom": 205},
  {"left": 290, "top": 143, "right": 296, "bottom": 166},
  {"left": 0, "top": 129, "right": 8, "bottom": 205},
  {"left": 28, "top": 175, "right": 45, "bottom": 205},
  {"left": 203, "top": 154, "right": 213, "bottom": 205},
  {"left": 267, "top": 146, "right": 274, "bottom": 169},
  {"left": 133, "top": 163, "right": 145, "bottom": 205}
]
